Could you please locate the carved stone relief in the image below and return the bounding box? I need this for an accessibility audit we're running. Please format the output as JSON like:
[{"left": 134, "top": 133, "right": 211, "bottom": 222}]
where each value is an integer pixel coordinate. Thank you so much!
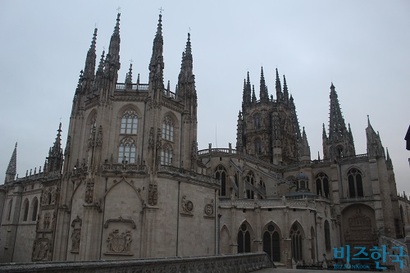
[
  {"left": 71, "top": 216, "right": 82, "bottom": 254},
  {"left": 85, "top": 179, "right": 94, "bottom": 204},
  {"left": 148, "top": 184, "right": 158, "bottom": 206},
  {"left": 181, "top": 195, "right": 194, "bottom": 216},
  {"left": 106, "top": 229, "right": 133, "bottom": 255},
  {"left": 32, "top": 238, "right": 50, "bottom": 261},
  {"left": 103, "top": 216, "right": 136, "bottom": 256}
]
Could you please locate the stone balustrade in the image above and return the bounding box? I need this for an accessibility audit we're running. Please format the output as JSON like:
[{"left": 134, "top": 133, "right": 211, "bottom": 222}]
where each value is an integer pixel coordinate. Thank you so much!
[{"left": 0, "top": 253, "right": 273, "bottom": 273}]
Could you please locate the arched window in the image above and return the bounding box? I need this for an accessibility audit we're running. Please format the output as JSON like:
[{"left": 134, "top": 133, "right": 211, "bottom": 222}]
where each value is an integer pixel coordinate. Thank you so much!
[
  {"left": 315, "top": 172, "right": 330, "bottom": 198},
  {"left": 255, "top": 138, "right": 262, "bottom": 154},
  {"left": 263, "top": 223, "right": 281, "bottom": 262},
  {"left": 161, "top": 144, "right": 173, "bottom": 166},
  {"left": 118, "top": 138, "right": 137, "bottom": 164},
  {"left": 31, "top": 197, "right": 38, "bottom": 221},
  {"left": 162, "top": 116, "right": 174, "bottom": 142},
  {"left": 22, "top": 199, "right": 29, "bottom": 221},
  {"left": 290, "top": 223, "right": 303, "bottom": 262},
  {"left": 120, "top": 111, "right": 138, "bottom": 134},
  {"left": 324, "top": 220, "right": 331, "bottom": 251},
  {"left": 245, "top": 171, "right": 255, "bottom": 199},
  {"left": 215, "top": 165, "right": 227, "bottom": 196},
  {"left": 347, "top": 168, "right": 364, "bottom": 198},
  {"left": 237, "top": 223, "right": 251, "bottom": 253}
]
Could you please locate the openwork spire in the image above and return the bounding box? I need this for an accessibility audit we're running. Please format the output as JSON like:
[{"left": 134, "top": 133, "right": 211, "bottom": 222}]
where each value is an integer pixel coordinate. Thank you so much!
[{"left": 328, "top": 83, "right": 347, "bottom": 140}]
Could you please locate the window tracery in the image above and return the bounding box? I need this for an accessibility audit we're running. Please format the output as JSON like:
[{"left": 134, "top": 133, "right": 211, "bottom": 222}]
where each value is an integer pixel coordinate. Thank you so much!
[
  {"left": 120, "top": 111, "right": 138, "bottom": 134},
  {"left": 118, "top": 138, "right": 136, "bottom": 164}
]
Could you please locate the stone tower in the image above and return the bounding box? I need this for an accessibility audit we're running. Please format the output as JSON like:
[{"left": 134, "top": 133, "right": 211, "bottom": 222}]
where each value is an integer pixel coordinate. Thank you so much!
[
  {"left": 322, "top": 83, "right": 355, "bottom": 161},
  {"left": 51, "top": 13, "right": 215, "bottom": 261},
  {"left": 236, "top": 68, "right": 310, "bottom": 165}
]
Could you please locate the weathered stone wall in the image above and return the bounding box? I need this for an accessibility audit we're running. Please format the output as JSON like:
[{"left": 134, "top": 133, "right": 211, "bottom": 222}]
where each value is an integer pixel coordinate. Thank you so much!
[{"left": 0, "top": 252, "right": 272, "bottom": 273}]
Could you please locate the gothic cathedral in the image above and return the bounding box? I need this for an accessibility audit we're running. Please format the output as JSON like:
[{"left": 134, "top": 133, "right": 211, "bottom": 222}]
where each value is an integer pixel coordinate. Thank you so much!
[{"left": 0, "top": 13, "right": 408, "bottom": 266}]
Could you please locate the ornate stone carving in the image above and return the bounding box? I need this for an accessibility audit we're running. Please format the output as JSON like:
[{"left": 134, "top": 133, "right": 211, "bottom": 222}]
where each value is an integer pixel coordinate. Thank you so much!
[
  {"left": 204, "top": 203, "right": 214, "bottom": 216},
  {"left": 104, "top": 216, "right": 136, "bottom": 229},
  {"left": 96, "top": 125, "right": 103, "bottom": 147},
  {"left": 85, "top": 179, "right": 94, "bottom": 204},
  {"left": 148, "top": 127, "right": 154, "bottom": 149},
  {"left": 43, "top": 212, "right": 51, "bottom": 230},
  {"left": 148, "top": 184, "right": 158, "bottom": 206},
  {"left": 41, "top": 186, "right": 58, "bottom": 207},
  {"left": 71, "top": 216, "right": 82, "bottom": 254},
  {"left": 181, "top": 195, "right": 193, "bottom": 215},
  {"left": 32, "top": 238, "right": 50, "bottom": 261},
  {"left": 106, "top": 229, "right": 133, "bottom": 255}
]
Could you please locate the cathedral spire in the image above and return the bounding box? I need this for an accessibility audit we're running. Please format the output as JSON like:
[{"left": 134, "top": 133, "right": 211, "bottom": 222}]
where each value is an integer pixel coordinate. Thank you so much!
[
  {"left": 328, "top": 83, "right": 347, "bottom": 140},
  {"left": 300, "top": 127, "right": 311, "bottom": 161},
  {"left": 366, "top": 116, "right": 385, "bottom": 158},
  {"left": 324, "top": 83, "right": 355, "bottom": 160},
  {"left": 283, "top": 75, "right": 289, "bottom": 102},
  {"left": 259, "top": 66, "right": 268, "bottom": 102},
  {"left": 46, "top": 123, "right": 64, "bottom": 173},
  {"left": 83, "top": 28, "right": 97, "bottom": 86},
  {"left": 275, "top": 68, "right": 283, "bottom": 101},
  {"left": 252, "top": 85, "right": 256, "bottom": 103},
  {"left": 5, "top": 143, "right": 17, "bottom": 183},
  {"left": 178, "top": 33, "right": 194, "bottom": 84},
  {"left": 242, "top": 72, "right": 252, "bottom": 107},
  {"left": 149, "top": 13, "right": 164, "bottom": 89},
  {"left": 104, "top": 13, "right": 121, "bottom": 81},
  {"left": 125, "top": 63, "right": 133, "bottom": 85}
]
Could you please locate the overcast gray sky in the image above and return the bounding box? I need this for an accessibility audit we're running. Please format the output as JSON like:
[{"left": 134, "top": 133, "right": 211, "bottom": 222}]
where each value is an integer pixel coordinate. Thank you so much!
[{"left": 1, "top": 1, "right": 409, "bottom": 194}]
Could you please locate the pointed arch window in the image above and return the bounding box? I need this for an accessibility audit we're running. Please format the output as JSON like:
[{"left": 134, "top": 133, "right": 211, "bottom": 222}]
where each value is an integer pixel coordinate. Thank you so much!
[
  {"left": 263, "top": 223, "right": 281, "bottom": 262},
  {"left": 347, "top": 168, "right": 363, "bottom": 198},
  {"left": 162, "top": 116, "right": 174, "bottom": 142},
  {"left": 22, "top": 199, "right": 29, "bottom": 222},
  {"left": 324, "top": 220, "right": 331, "bottom": 251},
  {"left": 120, "top": 111, "right": 138, "bottom": 134},
  {"left": 245, "top": 171, "right": 255, "bottom": 199},
  {"left": 118, "top": 138, "right": 137, "bottom": 164},
  {"left": 31, "top": 197, "right": 38, "bottom": 221},
  {"left": 215, "top": 165, "right": 227, "bottom": 196},
  {"left": 290, "top": 223, "right": 303, "bottom": 262},
  {"left": 315, "top": 172, "right": 330, "bottom": 198},
  {"left": 237, "top": 223, "right": 251, "bottom": 253},
  {"left": 255, "top": 138, "right": 262, "bottom": 155},
  {"left": 161, "top": 144, "right": 173, "bottom": 166}
]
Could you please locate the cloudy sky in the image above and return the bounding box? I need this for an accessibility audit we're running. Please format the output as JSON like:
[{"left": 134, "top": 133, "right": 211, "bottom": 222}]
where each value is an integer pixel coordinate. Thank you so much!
[{"left": 0, "top": 1, "right": 409, "bottom": 194}]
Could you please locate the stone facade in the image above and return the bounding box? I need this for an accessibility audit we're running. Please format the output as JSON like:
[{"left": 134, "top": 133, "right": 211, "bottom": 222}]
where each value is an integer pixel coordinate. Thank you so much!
[{"left": 0, "top": 12, "right": 409, "bottom": 266}]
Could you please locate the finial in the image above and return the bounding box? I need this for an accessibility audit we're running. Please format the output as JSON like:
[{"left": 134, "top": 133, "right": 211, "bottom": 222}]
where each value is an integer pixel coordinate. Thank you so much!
[{"left": 159, "top": 7, "right": 164, "bottom": 14}]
